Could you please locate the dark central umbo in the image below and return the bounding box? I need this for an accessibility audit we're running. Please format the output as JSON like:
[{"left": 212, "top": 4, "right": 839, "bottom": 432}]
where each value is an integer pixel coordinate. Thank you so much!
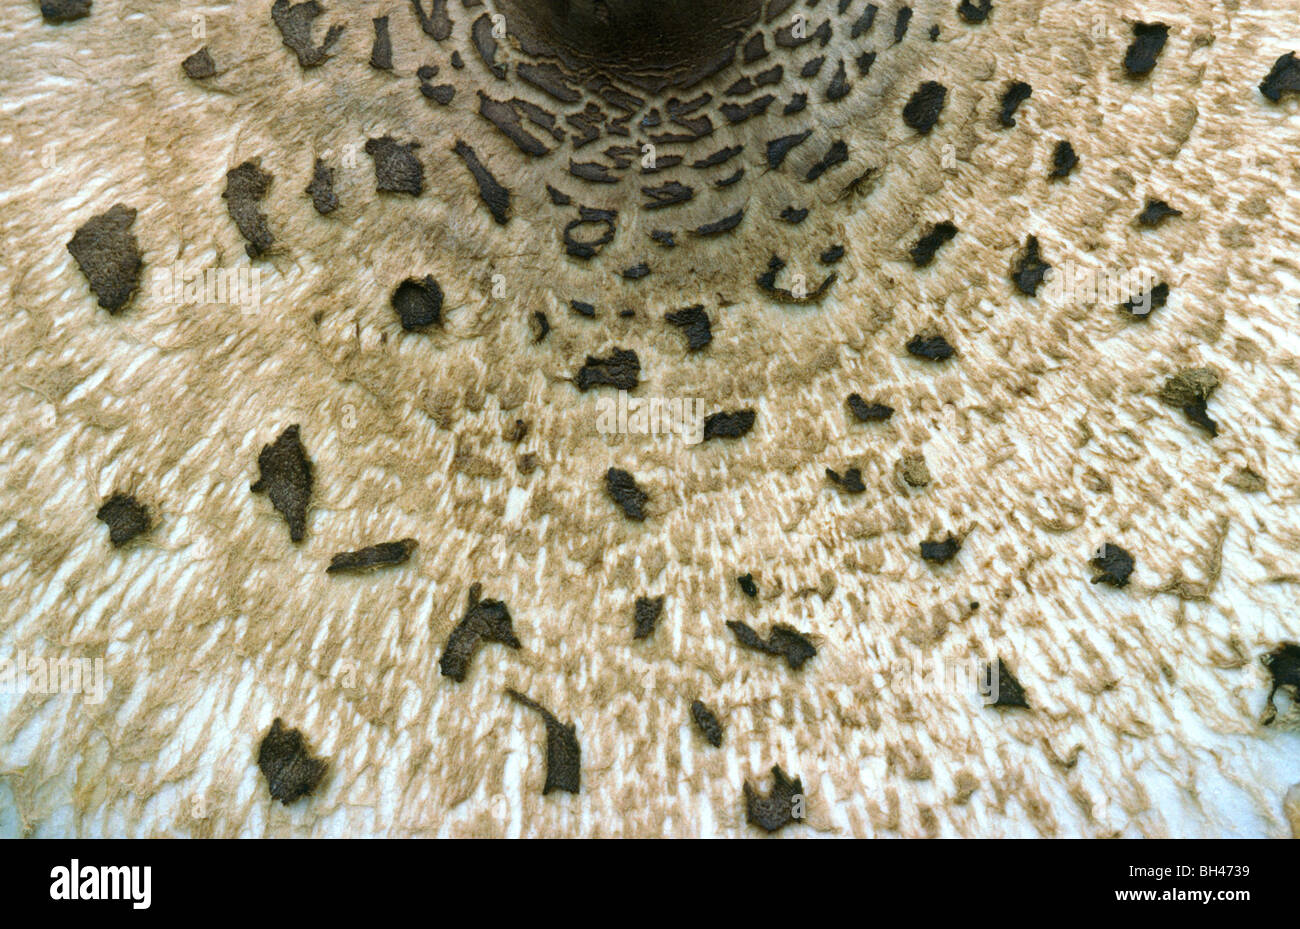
[{"left": 497, "top": 0, "right": 764, "bottom": 91}]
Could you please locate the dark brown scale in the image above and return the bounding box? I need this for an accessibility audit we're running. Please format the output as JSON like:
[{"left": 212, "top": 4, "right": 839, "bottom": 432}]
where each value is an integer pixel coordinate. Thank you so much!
[
  {"left": 505, "top": 689, "right": 580, "bottom": 795},
  {"left": 326, "top": 539, "right": 417, "bottom": 575},
  {"left": 250, "top": 424, "right": 313, "bottom": 543},
  {"left": 96, "top": 493, "right": 151, "bottom": 547},
  {"left": 744, "top": 766, "right": 804, "bottom": 832},
  {"left": 439, "top": 583, "right": 522, "bottom": 682},
  {"left": 257, "top": 718, "right": 327, "bottom": 804}
]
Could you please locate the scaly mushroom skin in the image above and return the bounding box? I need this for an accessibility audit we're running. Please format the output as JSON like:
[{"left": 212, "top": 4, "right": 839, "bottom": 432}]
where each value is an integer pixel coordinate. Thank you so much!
[{"left": 3, "top": 0, "right": 1300, "bottom": 838}]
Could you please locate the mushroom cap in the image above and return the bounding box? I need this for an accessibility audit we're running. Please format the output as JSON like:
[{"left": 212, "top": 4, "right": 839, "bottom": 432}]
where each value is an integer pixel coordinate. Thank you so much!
[{"left": 3, "top": 0, "right": 1299, "bottom": 837}]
